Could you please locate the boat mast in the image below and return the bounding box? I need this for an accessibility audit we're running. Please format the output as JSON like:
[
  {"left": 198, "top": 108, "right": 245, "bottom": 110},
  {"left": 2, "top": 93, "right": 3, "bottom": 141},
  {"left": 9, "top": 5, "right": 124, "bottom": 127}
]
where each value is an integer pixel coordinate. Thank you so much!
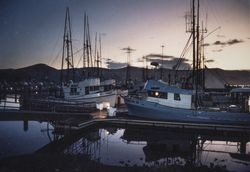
[
  {"left": 200, "top": 15, "right": 208, "bottom": 90},
  {"left": 60, "top": 7, "right": 75, "bottom": 86},
  {"left": 192, "top": 0, "right": 196, "bottom": 88},
  {"left": 188, "top": 0, "right": 201, "bottom": 109},
  {"left": 96, "top": 33, "right": 102, "bottom": 77},
  {"left": 190, "top": 0, "right": 198, "bottom": 109},
  {"left": 94, "top": 32, "right": 98, "bottom": 75},
  {"left": 83, "top": 13, "right": 86, "bottom": 69},
  {"left": 195, "top": 0, "right": 199, "bottom": 109},
  {"left": 193, "top": 0, "right": 207, "bottom": 108},
  {"left": 201, "top": 22, "right": 205, "bottom": 90},
  {"left": 94, "top": 33, "right": 104, "bottom": 78},
  {"left": 98, "top": 33, "right": 102, "bottom": 76},
  {"left": 83, "top": 13, "right": 93, "bottom": 77},
  {"left": 87, "top": 16, "right": 93, "bottom": 69}
]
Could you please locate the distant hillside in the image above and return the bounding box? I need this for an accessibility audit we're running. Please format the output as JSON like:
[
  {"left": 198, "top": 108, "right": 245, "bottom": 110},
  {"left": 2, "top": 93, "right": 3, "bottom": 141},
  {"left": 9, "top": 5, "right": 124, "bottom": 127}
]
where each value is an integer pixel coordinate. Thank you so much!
[
  {"left": 0, "top": 63, "right": 60, "bottom": 82},
  {"left": 0, "top": 64, "right": 249, "bottom": 88}
]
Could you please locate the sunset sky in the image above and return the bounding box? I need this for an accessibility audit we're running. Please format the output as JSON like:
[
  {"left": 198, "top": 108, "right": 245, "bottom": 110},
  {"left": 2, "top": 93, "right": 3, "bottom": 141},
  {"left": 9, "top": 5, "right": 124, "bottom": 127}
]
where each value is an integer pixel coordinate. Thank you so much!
[{"left": 0, "top": 0, "right": 249, "bottom": 70}]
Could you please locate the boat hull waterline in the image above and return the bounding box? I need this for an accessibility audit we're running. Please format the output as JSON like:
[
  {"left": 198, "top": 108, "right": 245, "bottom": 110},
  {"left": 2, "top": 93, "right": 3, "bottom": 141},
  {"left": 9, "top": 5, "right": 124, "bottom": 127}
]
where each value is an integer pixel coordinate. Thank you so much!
[{"left": 125, "top": 97, "right": 250, "bottom": 125}]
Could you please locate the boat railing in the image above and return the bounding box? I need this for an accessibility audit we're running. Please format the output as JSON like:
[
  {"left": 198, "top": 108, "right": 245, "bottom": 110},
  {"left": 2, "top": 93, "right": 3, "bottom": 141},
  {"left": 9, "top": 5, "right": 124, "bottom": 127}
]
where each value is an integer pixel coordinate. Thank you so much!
[
  {"left": 19, "top": 95, "right": 96, "bottom": 112},
  {"left": 197, "top": 104, "right": 250, "bottom": 114}
]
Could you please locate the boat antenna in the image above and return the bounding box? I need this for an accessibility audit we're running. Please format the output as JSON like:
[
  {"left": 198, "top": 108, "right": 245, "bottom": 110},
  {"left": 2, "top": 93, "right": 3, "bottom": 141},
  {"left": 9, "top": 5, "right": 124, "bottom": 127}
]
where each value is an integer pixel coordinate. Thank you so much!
[
  {"left": 99, "top": 33, "right": 103, "bottom": 69},
  {"left": 121, "top": 46, "right": 136, "bottom": 87},
  {"left": 160, "top": 45, "right": 165, "bottom": 80}
]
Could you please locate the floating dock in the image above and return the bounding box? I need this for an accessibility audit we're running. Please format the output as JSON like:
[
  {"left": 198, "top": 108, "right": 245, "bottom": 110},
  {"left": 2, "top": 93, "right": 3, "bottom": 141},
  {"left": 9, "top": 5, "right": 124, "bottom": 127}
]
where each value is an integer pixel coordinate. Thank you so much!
[
  {"left": 57, "top": 117, "right": 250, "bottom": 132},
  {"left": 46, "top": 108, "right": 250, "bottom": 133}
]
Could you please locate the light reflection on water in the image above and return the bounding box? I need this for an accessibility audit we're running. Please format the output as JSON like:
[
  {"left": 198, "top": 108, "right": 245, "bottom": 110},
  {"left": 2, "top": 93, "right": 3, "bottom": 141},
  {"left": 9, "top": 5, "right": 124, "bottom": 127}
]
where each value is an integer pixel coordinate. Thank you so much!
[
  {"left": 0, "top": 120, "right": 250, "bottom": 171},
  {"left": 64, "top": 128, "right": 147, "bottom": 166},
  {"left": 63, "top": 127, "right": 250, "bottom": 171}
]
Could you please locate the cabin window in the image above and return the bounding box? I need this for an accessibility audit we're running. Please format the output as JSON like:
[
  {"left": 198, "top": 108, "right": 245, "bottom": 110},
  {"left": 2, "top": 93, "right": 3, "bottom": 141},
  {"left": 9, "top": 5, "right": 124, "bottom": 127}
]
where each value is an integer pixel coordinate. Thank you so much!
[
  {"left": 88, "top": 86, "right": 99, "bottom": 92},
  {"left": 70, "top": 87, "right": 78, "bottom": 95},
  {"left": 148, "top": 91, "right": 168, "bottom": 99},
  {"left": 104, "top": 85, "right": 110, "bottom": 91},
  {"left": 85, "top": 87, "right": 89, "bottom": 95},
  {"left": 103, "top": 84, "right": 113, "bottom": 91},
  {"left": 151, "top": 87, "right": 160, "bottom": 90},
  {"left": 90, "top": 86, "right": 93, "bottom": 92},
  {"left": 159, "top": 92, "right": 168, "bottom": 99},
  {"left": 148, "top": 91, "right": 154, "bottom": 97},
  {"left": 174, "top": 93, "right": 181, "bottom": 101},
  {"left": 100, "top": 86, "right": 104, "bottom": 92},
  {"left": 94, "top": 86, "right": 99, "bottom": 91}
]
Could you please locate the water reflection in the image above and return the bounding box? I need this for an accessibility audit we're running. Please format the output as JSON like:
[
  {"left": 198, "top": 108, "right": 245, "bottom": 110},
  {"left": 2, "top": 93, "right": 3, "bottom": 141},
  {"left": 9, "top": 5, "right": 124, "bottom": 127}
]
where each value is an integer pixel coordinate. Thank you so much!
[
  {"left": 0, "top": 121, "right": 53, "bottom": 159},
  {"left": 0, "top": 120, "right": 250, "bottom": 171},
  {"left": 122, "top": 128, "right": 196, "bottom": 165},
  {"left": 60, "top": 127, "right": 250, "bottom": 171}
]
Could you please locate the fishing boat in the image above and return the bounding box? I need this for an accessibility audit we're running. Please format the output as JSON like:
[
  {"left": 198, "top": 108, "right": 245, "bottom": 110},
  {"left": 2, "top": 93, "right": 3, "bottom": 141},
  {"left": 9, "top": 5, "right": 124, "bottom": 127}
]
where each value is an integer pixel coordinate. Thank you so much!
[
  {"left": 62, "top": 78, "right": 117, "bottom": 107},
  {"left": 59, "top": 9, "right": 125, "bottom": 108},
  {"left": 124, "top": 80, "right": 250, "bottom": 125},
  {"left": 20, "top": 8, "right": 124, "bottom": 112},
  {"left": 124, "top": 0, "right": 250, "bottom": 125}
]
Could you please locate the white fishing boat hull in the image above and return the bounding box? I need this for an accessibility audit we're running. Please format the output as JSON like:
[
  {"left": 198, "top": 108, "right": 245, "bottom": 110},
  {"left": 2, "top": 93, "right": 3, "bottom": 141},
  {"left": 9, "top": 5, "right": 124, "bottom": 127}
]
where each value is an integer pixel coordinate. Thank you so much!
[{"left": 64, "top": 90, "right": 117, "bottom": 107}]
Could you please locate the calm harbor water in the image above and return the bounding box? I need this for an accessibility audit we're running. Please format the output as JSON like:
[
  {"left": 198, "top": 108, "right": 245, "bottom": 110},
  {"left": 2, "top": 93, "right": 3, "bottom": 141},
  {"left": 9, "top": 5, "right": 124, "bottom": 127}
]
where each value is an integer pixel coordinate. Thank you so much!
[
  {"left": 64, "top": 127, "right": 250, "bottom": 171},
  {"left": 0, "top": 121, "right": 53, "bottom": 159},
  {"left": 0, "top": 120, "right": 250, "bottom": 171}
]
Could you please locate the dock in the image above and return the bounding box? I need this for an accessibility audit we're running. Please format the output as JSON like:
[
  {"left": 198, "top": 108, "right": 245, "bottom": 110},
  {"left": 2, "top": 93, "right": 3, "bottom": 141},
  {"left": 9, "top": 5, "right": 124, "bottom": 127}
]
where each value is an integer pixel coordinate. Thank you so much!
[
  {"left": 1, "top": 95, "right": 250, "bottom": 133},
  {"left": 1, "top": 108, "right": 250, "bottom": 133},
  {"left": 56, "top": 117, "right": 250, "bottom": 133}
]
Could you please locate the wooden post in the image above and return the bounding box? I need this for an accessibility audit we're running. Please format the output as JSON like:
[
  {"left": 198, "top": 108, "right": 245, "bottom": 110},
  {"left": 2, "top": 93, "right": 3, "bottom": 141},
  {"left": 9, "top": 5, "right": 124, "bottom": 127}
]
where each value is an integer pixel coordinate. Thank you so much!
[{"left": 23, "top": 120, "right": 29, "bottom": 132}]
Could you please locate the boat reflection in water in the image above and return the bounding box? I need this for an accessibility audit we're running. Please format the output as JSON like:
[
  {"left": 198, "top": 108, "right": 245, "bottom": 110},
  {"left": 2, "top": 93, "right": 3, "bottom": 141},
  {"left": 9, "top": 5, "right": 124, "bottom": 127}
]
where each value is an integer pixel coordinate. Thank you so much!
[
  {"left": 61, "top": 126, "right": 250, "bottom": 171},
  {"left": 1, "top": 120, "right": 249, "bottom": 171}
]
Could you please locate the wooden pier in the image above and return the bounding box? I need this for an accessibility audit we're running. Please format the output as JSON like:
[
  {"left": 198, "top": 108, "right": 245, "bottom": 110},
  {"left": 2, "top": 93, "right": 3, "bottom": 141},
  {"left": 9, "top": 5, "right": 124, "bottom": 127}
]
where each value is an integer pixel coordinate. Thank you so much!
[
  {"left": 1, "top": 108, "right": 250, "bottom": 133},
  {"left": 54, "top": 114, "right": 250, "bottom": 133}
]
